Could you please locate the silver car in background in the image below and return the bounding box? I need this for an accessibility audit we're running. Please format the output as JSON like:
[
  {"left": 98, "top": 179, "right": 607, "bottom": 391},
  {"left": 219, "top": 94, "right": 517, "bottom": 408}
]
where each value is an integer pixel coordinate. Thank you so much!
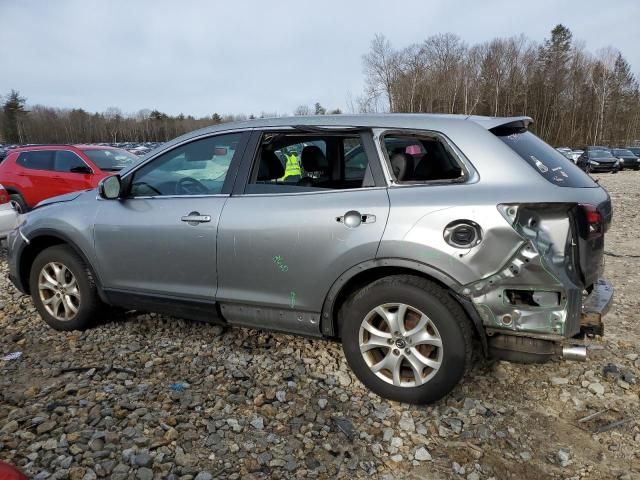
[
  {"left": 0, "top": 183, "right": 19, "bottom": 240},
  {"left": 6, "top": 114, "right": 613, "bottom": 403}
]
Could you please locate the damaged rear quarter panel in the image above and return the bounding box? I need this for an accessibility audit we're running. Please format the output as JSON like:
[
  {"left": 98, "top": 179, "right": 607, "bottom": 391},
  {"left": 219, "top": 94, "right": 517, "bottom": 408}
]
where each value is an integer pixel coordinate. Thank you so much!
[{"left": 378, "top": 125, "right": 611, "bottom": 338}]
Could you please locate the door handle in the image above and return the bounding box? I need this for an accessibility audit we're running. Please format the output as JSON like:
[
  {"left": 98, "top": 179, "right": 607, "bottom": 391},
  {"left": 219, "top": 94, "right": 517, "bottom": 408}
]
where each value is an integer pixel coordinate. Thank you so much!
[
  {"left": 181, "top": 212, "right": 211, "bottom": 225},
  {"left": 336, "top": 210, "right": 376, "bottom": 228}
]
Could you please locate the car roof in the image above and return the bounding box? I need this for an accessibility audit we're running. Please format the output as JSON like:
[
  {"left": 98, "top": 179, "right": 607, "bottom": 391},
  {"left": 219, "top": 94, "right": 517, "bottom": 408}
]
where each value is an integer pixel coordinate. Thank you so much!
[
  {"left": 74, "top": 144, "right": 119, "bottom": 150},
  {"left": 182, "top": 113, "right": 533, "bottom": 135},
  {"left": 9, "top": 144, "right": 80, "bottom": 153}
]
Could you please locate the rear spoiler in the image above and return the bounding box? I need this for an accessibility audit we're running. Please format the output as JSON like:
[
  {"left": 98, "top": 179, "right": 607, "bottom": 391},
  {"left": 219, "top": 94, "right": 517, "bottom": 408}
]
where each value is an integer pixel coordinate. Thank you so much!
[{"left": 466, "top": 116, "right": 534, "bottom": 131}]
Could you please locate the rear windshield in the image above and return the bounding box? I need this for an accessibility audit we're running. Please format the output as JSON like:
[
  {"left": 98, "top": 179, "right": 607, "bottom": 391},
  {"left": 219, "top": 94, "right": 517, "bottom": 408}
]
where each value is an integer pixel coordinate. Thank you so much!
[
  {"left": 492, "top": 128, "right": 597, "bottom": 188},
  {"left": 613, "top": 149, "right": 634, "bottom": 156}
]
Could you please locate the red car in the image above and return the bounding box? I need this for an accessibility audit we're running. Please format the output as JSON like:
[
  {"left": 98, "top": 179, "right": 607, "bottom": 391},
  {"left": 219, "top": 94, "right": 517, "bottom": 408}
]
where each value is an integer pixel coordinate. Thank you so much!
[{"left": 0, "top": 145, "right": 139, "bottom": 212}]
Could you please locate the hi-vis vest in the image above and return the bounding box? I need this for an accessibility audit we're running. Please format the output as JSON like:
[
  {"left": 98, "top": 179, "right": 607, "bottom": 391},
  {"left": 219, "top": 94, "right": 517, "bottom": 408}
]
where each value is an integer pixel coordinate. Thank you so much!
[{"left": 281, "top": 153, "right": 302, "bottom": 180}]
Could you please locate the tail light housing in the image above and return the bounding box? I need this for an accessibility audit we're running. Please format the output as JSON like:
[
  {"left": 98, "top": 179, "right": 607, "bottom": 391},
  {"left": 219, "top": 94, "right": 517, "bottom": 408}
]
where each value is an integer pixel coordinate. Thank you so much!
[
  {"left": 0, "top": 184, "right": 8, "bottom": 205},
  {"left": 580, "top": 204, "right": 602, "bottom": 238}
]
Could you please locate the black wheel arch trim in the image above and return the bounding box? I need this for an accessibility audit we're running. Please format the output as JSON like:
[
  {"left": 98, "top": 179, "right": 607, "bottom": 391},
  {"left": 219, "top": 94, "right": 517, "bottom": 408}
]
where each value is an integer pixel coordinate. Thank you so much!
[
  {"left": 320, "top": 257, "right": 488, "bottom": 355},
  {"left": 18, "top": 228, "right": 109, "bottom": 303}
]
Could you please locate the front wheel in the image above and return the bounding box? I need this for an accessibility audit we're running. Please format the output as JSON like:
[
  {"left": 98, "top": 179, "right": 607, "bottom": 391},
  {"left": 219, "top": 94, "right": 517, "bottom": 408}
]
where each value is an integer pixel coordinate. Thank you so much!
[
  {"left": 29, "top": 245, "right": 102, "bottom": 331},
  {"left": 339, "top": 275, "right": 473, "bottom": 404},
  {"left": 9, "top": 194, "right": 27, "bottom": 213}
]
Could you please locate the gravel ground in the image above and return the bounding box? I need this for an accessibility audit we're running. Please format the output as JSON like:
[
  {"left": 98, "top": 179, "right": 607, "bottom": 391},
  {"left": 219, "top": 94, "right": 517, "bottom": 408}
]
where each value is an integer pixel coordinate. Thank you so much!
[{"left": 1, "top": 172, "right": 639, "bottom": 480}]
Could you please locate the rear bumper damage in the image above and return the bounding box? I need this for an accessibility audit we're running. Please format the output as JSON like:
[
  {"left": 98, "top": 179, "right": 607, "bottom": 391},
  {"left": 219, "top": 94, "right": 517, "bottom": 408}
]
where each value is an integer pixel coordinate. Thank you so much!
[
  {"left": 457, "top": 203, "right": 614, "bottom": 362},
  {"left": 580, "top": 278, "right": 614, "bottom": 337}
]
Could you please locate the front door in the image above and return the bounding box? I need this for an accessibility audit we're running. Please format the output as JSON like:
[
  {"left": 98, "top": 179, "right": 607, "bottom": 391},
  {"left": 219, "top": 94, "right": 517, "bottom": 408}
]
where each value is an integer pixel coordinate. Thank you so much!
[
  {"left": 93, "top": 131, "right": 248, "bottom": 302},
  {"left": 216, "top": 129, "right": 390, "bottom": 334},
  {"left": 52, "top": 149, "right": 95, "bottom": 194}
]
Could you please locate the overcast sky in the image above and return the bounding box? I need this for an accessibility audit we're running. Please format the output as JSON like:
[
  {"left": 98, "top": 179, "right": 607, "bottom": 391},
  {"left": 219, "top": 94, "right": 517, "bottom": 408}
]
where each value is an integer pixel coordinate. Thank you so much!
[{"left": 0, "top": 0, "right": 638, "bottom": 117}]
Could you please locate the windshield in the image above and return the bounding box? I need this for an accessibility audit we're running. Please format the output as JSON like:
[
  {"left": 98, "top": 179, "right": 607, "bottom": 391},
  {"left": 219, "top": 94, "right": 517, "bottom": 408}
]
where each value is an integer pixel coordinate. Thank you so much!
[
  {"left": 613, "top": 149, "right": 634, "bottom": 156},
  {"left": 493, "top": 128, "right": 597, "bottom": 188},
  {"left": 82, "top": 148, "right": 140, "bottom": 171},
  {"left": 590, "top": 150, "right": 611, "bottom": 158}
]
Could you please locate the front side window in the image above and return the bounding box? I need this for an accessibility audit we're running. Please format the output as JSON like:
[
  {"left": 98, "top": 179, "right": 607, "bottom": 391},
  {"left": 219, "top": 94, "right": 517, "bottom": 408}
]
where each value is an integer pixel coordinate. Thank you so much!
[
  {"left": 53, "top": 150, "right": 89, "bottom": 173},
  {"left": 247, "top": 133, "right": 373, "bottom": 193},
  {"left": 381, "top": 134, "right": 464, "bottom": 183},
  {"left": 16, "top": 151, "right": 54, "bottom": 171},
  {"left": 130, "top": 133, "right": 241, "bottom": 197}
]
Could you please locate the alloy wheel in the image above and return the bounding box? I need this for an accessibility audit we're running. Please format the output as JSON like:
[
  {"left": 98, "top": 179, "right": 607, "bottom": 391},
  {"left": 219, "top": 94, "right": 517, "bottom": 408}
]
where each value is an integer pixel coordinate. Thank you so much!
[
  {"left": 9, "top": 200, "right": 22, "bottom": 213},
  {"left": 38, "top": 262, "right": 81, "bottom": 321},
  {"left": 358, "top": 303, "right": 443, "bottom": 387}
]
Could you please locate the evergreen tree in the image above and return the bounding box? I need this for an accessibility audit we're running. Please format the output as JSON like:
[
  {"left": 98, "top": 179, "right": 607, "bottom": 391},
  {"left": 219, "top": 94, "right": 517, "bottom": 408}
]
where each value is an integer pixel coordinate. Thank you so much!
[{"left": 2, "top": 90, "right": 27, "bottom": 143}]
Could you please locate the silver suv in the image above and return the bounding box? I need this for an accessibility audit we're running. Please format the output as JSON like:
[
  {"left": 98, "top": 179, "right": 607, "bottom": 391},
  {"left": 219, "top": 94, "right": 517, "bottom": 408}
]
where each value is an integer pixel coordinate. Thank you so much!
[{"left": 6, "top": 114, "right": 613, "bottom": 404}]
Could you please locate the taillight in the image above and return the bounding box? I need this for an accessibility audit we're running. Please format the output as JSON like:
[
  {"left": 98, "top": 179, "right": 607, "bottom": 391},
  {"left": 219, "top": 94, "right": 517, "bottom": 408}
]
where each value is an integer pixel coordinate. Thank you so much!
[
  {"left": 580, "top": 204, "right": 602, "bottom": 238},
  {"left": 0, "top": 185, "right": 8, "bottom": 205}
]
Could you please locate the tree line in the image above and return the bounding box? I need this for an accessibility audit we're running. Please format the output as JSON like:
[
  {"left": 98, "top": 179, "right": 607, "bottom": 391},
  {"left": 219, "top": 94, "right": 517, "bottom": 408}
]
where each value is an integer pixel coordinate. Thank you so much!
[
  {"left": 361, "top": 24, "right": 640, "bottom": 147},
  {"left": 0, "top": 95, "right": 340, "bottom": 145},
  {"left": 1, "top": 24, "right": 638, "bottom": 147}
]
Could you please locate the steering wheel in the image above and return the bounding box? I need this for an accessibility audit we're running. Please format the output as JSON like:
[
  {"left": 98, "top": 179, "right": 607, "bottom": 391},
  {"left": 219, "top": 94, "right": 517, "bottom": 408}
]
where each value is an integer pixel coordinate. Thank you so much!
[{"left": 176, "top": 176, "right": 209, "bottom": 195}]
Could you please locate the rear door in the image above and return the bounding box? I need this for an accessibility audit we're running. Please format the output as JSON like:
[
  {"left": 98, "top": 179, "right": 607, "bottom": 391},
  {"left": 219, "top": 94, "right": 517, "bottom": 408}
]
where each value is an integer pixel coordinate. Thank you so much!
[
  {"left": 14, "top": 150, "right": 67, "bottom": 205},
  {"left": 216, "top": 129, "right": 390, "bottom": 335}
]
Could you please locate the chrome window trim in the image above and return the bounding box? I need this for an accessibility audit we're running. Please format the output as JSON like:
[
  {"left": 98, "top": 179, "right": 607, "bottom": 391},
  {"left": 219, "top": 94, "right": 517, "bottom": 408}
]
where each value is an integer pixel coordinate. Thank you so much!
[
  {"left": 237, "top": 185, "right": 388, "bottom": 198},
  {"left": 240, "top": 127, "right": 383, "bottom": 196},
  {"left": 97, "top": 193, "right": 230, "bottom": 201}
]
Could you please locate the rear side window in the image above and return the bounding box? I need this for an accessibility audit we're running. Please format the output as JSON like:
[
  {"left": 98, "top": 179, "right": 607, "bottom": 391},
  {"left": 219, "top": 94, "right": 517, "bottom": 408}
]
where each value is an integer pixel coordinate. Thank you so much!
[
  {"left": 16, "top": 151, "right": 54, "bottom": 171},
  {"left": 493, "top": 129, "right": 596, "bottom": 188},
  {"left": 381, "top": 133, "right": 464, "bottom": 183}
]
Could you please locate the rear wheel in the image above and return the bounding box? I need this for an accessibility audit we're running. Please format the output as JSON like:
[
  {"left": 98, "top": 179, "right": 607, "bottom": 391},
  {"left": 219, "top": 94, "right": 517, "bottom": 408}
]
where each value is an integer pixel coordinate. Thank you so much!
[
  {"left": 9, "top": 194, "right": 27, "bottom": 213},
  {"left": 339, "top": 275, "right": 472, "bottom": 404},
  {"left": 29, "top": 245, "right": 102, "bottom": 331}
]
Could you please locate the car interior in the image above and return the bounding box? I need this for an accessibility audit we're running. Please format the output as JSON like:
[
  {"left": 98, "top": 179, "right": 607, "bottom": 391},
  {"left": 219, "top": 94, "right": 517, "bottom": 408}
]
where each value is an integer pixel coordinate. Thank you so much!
[
  {"left": 383, "top": 135, "right": 464, "bottom": 182},
  {"left": 247, "top": 133, "right": 374, "bottom": 193}
]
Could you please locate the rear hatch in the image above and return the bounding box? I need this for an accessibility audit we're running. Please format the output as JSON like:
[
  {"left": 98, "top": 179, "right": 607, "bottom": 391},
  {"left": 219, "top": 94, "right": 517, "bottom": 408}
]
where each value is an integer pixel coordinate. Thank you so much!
[{"left": 491, "top": 120, "right": 612, "bottom": 289}]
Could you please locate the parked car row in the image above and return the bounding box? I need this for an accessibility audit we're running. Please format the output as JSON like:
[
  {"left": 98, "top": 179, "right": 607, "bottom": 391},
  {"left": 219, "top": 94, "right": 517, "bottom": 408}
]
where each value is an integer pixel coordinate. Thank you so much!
[
  {"left": 91, "top": 141, "right": 165, "bottom": 156},
  {"left": 0, "top": 141, "right": 165, "bottom": 162},
  {"left": 556, "top": 145, "right": 640, "bottom": 173}
]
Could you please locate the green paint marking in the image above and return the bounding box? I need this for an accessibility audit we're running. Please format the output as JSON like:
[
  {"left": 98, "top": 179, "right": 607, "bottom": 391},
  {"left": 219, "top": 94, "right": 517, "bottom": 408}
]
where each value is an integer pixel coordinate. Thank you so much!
[
  {"left": 273, "top": 255, "right": 289, "bottom": 272},
  {"left": 290, "top": 291, "right": 296, "bottom": 309}
]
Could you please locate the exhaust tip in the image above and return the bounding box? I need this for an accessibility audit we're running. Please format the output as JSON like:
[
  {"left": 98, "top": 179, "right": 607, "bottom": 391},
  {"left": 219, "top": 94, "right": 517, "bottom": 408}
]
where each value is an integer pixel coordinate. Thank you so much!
[{"left": 562, "top": 345, "right": 587, "bottom": 362}]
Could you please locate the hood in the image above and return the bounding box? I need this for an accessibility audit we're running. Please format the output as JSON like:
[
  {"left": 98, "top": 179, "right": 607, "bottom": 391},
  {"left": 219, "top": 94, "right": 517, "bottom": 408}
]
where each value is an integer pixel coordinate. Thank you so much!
[{"left": 33, "top": 191, "right": 86, "bottom": 209}]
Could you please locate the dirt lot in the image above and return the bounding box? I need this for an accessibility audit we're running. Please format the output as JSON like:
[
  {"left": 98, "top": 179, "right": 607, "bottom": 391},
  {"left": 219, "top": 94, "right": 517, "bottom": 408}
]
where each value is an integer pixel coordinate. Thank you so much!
[{"left": 1, "top": 172, "right": 639, "bottom": 480}]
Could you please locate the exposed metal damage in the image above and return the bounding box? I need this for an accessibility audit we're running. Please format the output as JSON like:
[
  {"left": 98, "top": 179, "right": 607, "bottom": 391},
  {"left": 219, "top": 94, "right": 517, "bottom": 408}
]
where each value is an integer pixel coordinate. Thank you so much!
[{"left": 456, "top": 203, "right": 613, "bottom": 362}]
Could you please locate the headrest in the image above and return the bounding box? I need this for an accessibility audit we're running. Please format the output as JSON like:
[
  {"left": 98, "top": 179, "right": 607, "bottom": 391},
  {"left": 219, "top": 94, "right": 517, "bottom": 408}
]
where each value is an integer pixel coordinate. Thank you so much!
[
  {"left": 390, "top": 153, "right": 414, "bottom": 181},
  {"left": 301, "top": 145, "right": 327, "bottom": 172},
  {"left": 257, "top": 150, "right": 285, "bottom": 180}
]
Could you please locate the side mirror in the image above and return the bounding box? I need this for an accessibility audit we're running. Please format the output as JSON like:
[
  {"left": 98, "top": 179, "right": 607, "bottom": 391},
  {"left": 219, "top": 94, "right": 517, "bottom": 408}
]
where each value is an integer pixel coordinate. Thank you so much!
[
  {"left": 70, "top": 165, "right": 93, "bottom": 174},
  {"left": 98, "top": 175, "right": 122, "bottom": 200}
]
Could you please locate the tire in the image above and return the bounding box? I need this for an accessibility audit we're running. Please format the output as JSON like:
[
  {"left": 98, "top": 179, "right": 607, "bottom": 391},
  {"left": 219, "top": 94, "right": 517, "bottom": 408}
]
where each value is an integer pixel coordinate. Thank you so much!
[
  {"left": 29, "top": 245, "right": 102, "bottom": 331},
  {"left": 9, "top": 194, "right": 27, "bottom": 213},
  {"left": 339, "top": 275, "right": 473, "bottom": 404}
]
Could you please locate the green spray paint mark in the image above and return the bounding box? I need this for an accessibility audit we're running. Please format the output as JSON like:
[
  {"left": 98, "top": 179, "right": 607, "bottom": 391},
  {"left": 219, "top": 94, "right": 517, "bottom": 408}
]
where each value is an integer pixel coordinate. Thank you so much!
[
  {"left": 290, "top": 291, "right": 296, "bottom": 309},
  {"left": 273, "top": 255, "right": 289, "bottom": 272}
]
